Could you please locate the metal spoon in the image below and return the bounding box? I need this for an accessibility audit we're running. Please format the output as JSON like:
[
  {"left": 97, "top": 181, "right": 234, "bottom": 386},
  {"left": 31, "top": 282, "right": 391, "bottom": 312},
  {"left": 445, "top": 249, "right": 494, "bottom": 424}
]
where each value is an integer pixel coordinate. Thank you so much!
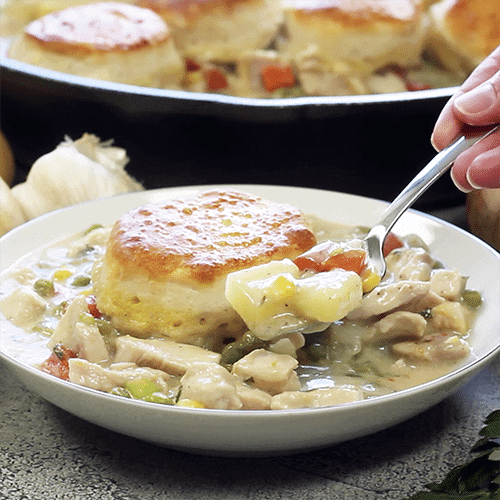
[{"left": 365, "top": 125, "right": 499, "bottom": 279}]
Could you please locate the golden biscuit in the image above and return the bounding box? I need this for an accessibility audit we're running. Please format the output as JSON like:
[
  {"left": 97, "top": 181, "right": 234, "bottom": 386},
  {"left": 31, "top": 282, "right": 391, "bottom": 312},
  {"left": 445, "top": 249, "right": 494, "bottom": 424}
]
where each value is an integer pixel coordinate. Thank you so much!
[
  {"left": 136, "top": 0, "right": 283, "bottom": 62},
  {"left": 92, "top": 190, "right": 317, "bottom": 342},
  {"left": 8, "top": 2, "right": 184, "bottom": 87},
  {"left": 282, "top": 0, "right": 428, "bottom": 94},
  {"left": 427, "top": 0, "right": 500, "bottom": 72}
]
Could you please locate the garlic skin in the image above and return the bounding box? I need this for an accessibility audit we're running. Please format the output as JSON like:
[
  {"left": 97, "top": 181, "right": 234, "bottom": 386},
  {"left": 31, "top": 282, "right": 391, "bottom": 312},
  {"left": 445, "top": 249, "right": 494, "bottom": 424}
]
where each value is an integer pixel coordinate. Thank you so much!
[
  {"left": 467, "top": 189, "right": 500, "bottom": 252},
  {"left": 6, "top": 134, "right": 143, "bottom": 226}
]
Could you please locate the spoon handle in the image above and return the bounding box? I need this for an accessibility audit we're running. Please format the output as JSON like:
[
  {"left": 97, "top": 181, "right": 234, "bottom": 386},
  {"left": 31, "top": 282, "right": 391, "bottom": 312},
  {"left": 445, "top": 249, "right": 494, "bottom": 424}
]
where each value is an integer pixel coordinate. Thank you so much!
[{"left": 378, "top": 125, "right": 499, "bottom": 234}]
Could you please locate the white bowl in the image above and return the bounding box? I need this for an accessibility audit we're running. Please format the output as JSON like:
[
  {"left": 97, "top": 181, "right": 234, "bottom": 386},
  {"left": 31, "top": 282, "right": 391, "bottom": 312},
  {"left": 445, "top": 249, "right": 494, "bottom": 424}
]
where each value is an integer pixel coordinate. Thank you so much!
[{"left": 1, "top": 185, "right": 499, "bottom": 457}]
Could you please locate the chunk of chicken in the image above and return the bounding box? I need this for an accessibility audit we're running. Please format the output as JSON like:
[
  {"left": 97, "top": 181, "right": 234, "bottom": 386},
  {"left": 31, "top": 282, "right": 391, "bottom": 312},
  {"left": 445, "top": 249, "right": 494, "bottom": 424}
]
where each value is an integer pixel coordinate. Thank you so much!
[
  {"left": 369, "top": 311, "right": 427, "bottom": 344},
  {"left": 180, "top": 363, "right": 243, "bottom": 410},
  {"left": 392, "top": 332, "right": 470, "bottom": 362},
  {"left": 114, "top": 336, "right": 221, "bottom": 376},
  {"left": 385, "top": 247, "right": 434, "bottom": 282},
  {"left": 68, "top": 359, "right": 170, "bottom": 393},
  {"left": 430, "top": 269, "right": 466, "bottom": 301},
  {"left": 271, "top": 386, "right": 363, "bottom": 410},
  {"left": 231, "top": 348, "right": 300, "bottom": 395},
  {"left": 48, "top": 295, "right": 108, "bottom": 363},
  {"left": 234, "top": 382, "right": 272, "bottom": 410},
  {"left": 0, "top": 285, "right": 46, "bottom": 326},
  {"left": 348, "top": 281, "right": 430, "bottom": 320},
  {"left": 236, "top": 49, "right": 284, "bottom": 97},
  {"left": 430, "top": 301, "right": 468, "bottom": 334},
  {"left": 394, "top": 290, "right": 445, "bottom": 314},
  {"left": 268, "top": 332, "right": 305, "bottom": 358}
]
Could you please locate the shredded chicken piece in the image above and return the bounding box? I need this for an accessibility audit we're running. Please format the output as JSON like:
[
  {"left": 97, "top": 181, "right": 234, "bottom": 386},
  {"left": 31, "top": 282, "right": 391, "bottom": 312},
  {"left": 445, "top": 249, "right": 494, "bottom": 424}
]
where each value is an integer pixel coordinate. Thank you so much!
[
  {"left": 180, "top": 362, "right": 243, "bottom": 410},
  {"left": 348, "top": 281, "right": 431, "bottom": 320},
  {"left": 0, "top": 285, "right": 46, "bottom": 326},
  {"left": 271, "top": 386, "right": 363, "bottom": 410},
  {"left": 231, "top": 348, "right": 300, "bottom": 395},
  {"left": 385, "top": 247, "right": 434, "bottom": 282},
  {"left": 430, "top": 269, "right": 466, "bottom": 301},
  {"left": 430, "top": 301, "right": 468, "bottom": 334},
  {"left": 68, "top": 359, "right": 170, "bottom": 393},
  {"left": 369, "top": 311, "right": 427, "bottom": 344},
  {"left": 114, "top": 335, "right": 221, "bottom": 376},
  {"left": 392, "top": 333, "right": 470, "bottom": 362},
  {"left": 48, "top": 295, "right": 108, "bottom": 363}
]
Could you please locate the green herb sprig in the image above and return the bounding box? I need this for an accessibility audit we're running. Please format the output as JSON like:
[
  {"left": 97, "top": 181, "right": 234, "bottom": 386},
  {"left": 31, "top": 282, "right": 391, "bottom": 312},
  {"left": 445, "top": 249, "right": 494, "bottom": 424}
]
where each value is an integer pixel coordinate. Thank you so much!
[{"left": 404, "top": 410, "right": 500, "bottom": 499}]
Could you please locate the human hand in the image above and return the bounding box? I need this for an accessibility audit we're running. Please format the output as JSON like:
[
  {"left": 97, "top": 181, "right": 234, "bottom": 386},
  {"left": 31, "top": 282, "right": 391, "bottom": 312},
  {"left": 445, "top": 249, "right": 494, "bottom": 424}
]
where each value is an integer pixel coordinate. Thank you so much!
[{"left": 431, "top": 45, "right": 500, "bottom": 192}]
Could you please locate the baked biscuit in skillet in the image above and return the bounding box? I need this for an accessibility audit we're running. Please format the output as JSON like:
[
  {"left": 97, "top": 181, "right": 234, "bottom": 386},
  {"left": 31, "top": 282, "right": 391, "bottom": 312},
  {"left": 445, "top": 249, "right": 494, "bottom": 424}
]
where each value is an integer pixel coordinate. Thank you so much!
[
  {"left": 427, "top": 0, "right": 500, "bottom": 72},
  {"left": 282, "top": 0, "right": 428, "bottom": 95},
  {"left": 8, "top": 2, "right": 184, "bottom": 88},
  {"left": 92, "top": 190, "right": 317, "bottom": 343},
  {"left": 136, "top": 0, "right": 283, "bottom": 63}
]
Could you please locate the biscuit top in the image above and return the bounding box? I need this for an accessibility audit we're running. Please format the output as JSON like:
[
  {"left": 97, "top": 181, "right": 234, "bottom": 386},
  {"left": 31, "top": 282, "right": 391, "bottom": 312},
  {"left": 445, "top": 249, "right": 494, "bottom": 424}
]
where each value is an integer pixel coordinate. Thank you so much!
[
  {"left": 107, "top": 190, "right": 317, "bottom": 284},
  {"left": 444, "top": 0, "right": 500, "bottom": 59},
  {"left": 137, "top": 0, "right": 251, "bottom": 17},
  {"left": 24, "top": 2, "right": 170, "bottom": 54},
  {"left": 285, "top": 0, "right": 421, "bottom": 28}
]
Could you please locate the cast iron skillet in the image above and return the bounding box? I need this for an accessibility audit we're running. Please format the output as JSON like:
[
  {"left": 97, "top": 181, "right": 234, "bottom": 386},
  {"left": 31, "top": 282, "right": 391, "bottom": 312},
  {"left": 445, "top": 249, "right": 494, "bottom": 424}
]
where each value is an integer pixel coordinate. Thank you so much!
[
  {"left": 1, "top": 58, "right": 457, "bottom": 121},
  {"left": 1, "top": 57, "right": 461, "bottom": 209}
]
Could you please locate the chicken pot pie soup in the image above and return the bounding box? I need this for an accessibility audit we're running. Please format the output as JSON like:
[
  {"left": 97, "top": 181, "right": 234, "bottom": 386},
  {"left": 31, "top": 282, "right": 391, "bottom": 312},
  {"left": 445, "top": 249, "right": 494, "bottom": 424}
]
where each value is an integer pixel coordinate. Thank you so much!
[{"left": 0, "top": 190, "right": 481, "bottom": 411}]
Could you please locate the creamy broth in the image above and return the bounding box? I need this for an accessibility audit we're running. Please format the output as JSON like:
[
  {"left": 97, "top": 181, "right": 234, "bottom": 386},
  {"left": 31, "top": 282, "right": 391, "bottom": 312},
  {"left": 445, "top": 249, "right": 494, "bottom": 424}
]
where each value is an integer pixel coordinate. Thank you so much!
[{"left": 0, "top": 216, "right": 479, "bottom": 410}]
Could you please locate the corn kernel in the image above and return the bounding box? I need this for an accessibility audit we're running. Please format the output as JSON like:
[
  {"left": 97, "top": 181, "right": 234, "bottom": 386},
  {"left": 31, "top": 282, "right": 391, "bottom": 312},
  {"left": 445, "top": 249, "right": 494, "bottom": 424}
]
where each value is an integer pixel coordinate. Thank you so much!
[
  {"left": 177, "top": 399, "right": 205, "bottom": 408},
  {"left": 53, "top": 269, "right": 72, "bottom": 281},
  {"left": 269, "top": 275, "right": 296, "bottom": 300},
  {"left": 362, "top": 270, "right": 381, "bottom": 294}
]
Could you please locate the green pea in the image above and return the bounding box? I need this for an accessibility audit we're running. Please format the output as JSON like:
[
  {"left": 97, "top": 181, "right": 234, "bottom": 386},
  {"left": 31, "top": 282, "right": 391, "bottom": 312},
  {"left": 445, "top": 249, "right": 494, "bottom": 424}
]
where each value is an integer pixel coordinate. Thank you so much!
[
  {"left": 125, "top": 378, "right": 160, "bottom": 399},
  {"left": 34, "top": 279, "right": 55, "bottom": 297},
  {"left": 462, "top": 289, "right": 482, "bottom": 309},
  {"left": 72, "top": 275, "right": 91, "bottom": 287}
]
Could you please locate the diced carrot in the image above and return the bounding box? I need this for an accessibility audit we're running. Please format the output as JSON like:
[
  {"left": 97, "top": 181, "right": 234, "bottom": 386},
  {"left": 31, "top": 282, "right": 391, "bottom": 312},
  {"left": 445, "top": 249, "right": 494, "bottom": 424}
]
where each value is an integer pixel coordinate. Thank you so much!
[
  {"left": 204, "top": 68, "right": 228, "bottom": 91},
  {"left": 383, "top": 232, "right": 404, "bottom": 257},
  {"left": 293, "top": 255, "right": 324, "bottom": 273},
  {"left": 323, "top": 250, "right": 367, "bottom": 275},
  {"left": 185, "top": 58, "right": 201, "bottom": 72},
  {"left": 40, "top": 344, "right": 78, "bottom": 381},
  {"left": 261, "top": 64, "right": 295, "bottom": 93},
  {"left": 86, "top": 295, "right": 101, "bottom": 318},
  {"left": 295, "top": 249, "right": 367, "bottom": 275}
]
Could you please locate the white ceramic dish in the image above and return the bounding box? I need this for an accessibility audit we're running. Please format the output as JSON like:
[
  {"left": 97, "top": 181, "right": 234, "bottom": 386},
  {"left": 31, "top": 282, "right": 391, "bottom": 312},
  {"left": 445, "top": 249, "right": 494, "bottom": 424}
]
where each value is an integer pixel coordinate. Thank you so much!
[{"left": 1, "top": 184, "right": 499, "bottom": 457}]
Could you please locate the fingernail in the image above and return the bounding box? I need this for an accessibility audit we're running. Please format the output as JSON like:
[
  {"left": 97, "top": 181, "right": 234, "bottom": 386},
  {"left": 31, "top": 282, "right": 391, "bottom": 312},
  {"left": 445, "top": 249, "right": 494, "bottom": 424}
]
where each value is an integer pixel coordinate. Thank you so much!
[
  {"left": 450, "top": 168, "right": 473, "bottom": 193},
  {"left": 454, "top": 83, "right": 497, "bottom": 116},
  {"left": 465, "top": 169, "right": 482, "bottom": 189}
]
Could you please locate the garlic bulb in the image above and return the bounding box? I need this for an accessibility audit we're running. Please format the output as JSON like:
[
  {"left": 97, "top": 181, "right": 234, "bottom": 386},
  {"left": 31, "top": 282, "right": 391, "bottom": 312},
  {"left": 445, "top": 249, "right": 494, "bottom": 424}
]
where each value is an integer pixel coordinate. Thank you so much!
[
  {"left": 0, "top": 176, "right": 27, "bottom": 236},
  {"left": 467, "top": 189, "right": 500, "bottom": 252},
  {"left": 10, "top": 134, "right": 143, "bottom": 222}
]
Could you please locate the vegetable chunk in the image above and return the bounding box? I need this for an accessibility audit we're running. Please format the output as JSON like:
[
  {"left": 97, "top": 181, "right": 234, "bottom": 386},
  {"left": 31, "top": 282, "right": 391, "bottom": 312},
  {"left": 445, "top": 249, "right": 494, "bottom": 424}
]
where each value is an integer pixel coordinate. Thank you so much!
[{"left": 225, "top": 258, "right": 362, "bottom": 340}]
